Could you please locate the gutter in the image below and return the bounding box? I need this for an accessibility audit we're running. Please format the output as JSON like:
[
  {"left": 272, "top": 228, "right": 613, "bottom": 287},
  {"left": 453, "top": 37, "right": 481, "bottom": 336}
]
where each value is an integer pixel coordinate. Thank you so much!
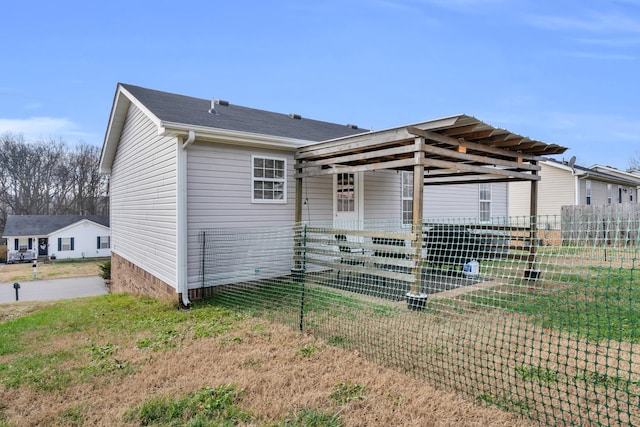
[{"left": 178, "top": 130, "right": 195, "bottom": 309}]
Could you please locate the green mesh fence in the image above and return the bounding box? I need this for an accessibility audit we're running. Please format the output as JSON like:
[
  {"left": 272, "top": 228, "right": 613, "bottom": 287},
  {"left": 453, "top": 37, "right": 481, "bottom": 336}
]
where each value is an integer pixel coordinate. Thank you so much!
[{"left": 198, "top": 214, "right": 640, "bottom": 425}]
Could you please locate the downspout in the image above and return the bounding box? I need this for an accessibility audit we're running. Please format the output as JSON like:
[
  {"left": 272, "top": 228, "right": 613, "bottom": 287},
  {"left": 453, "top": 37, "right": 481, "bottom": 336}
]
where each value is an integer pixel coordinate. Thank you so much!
[{"left": 178, "top": 130, "right": 195, "bottom": 308}]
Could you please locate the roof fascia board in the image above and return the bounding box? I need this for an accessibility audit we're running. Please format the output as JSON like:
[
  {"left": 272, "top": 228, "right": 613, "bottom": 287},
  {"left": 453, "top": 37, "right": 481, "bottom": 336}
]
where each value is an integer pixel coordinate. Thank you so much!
[
  {"left": 2, "top": 234, "right": 49, "bottom": 239},
  {"left": 50, "top": 219, "right": 110, "bottom": 237},
  {"left": 591, "top": 164, "right": 640, "bottom": 182},
  {"left": 159, "top": 122, "right": 311, "bottom": 151},
  {"left": 99, "top": 85, "right": 164, "bottom": 174},
  {"left": 544, "top": 160, "right": 639, "bottom": 185}
]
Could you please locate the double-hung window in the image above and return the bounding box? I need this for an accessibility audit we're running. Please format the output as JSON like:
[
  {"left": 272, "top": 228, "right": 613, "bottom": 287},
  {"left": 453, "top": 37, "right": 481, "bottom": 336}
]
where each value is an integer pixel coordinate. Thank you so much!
[
  {"left": 59, "top": 237, "right": 74, "bottom": 251},
  {"left": 252, "top": 156, "right": 287, "bottom": 203},
  {"left": 479, "top": 183, "right": 492, "bottom": 223},
  {"left": 18, "top": 238, "right": 29, "bottom": 251},
  {"left": 98, "top": 236, "right": 110, "bottom": 249},
  {"left": 401, "top": 171, "right": 413, "bottom": 225},
  {"left": 585, "top": 180, "right": 592, "bottom": 205}
]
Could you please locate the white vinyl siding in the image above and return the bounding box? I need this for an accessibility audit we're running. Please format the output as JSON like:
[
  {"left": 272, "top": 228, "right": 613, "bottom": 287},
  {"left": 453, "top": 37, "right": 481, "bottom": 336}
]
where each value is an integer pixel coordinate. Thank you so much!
[
  {"left": 509, "top": 163, "right": 575, "bottom": 219},
  {"left": 491, "top": 182, "right": 508, "bottom": 217},
  {"left": 300, "top": 175, "right": 334, "bottom": 222},
  {"left": 363, "top": 170, "right": 401, "bottom": 220},
  {"left": 186, "top": 143, "right": 299, "bottom": 284},
  {"left": 110, "top": 105, "right": 178, "bottom": 288},
  {"left": 424, "top": 184, "right": 479, "bottom": 219}
]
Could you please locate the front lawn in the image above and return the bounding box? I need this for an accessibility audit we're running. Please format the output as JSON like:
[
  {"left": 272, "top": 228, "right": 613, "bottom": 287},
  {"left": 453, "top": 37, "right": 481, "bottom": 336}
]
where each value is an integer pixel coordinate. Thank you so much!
[{"left": 0, "top": 258, "right": 106, "bottom": 282}]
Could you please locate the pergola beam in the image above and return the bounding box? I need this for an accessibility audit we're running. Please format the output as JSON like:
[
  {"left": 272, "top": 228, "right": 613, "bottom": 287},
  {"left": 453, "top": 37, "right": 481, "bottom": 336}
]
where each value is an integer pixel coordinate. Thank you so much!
[
  {"left": 421, "top": 157, "right": 540, "bottom": 181},
  {"left": 295, "top": 128, "right": 414, "bottom": 160},
  {"left": 407, "top": 126, "right": 542, "bottom": 161},
  {"left": 421, "top": 143, "right": 540, "bottom": 172},
  {"left": 297, "top": 144, "right": 415, "bottom": 169},
  {"left": 295, "top": 158, "right": 416, "bottom": 179}
]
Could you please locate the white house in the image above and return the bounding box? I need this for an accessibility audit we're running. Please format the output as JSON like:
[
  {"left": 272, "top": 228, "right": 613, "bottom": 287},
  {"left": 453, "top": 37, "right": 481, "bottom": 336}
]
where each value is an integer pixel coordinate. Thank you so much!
[
  {"left": 99, "top": 83, "right": 565, "bottom": 305},
  {"left": 2, "top": 215, "right": 110, "bottom": 262},
  {"left": 509, "top": 159, "right": 640, "bottom": 227}
]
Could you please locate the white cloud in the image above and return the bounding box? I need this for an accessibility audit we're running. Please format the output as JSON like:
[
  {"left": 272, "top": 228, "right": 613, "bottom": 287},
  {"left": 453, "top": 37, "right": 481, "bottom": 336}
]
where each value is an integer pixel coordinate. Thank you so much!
[
  {"left": 567, "top": 51, "right": 635, "bottom": 60},
  {"left": 0, "top": 117, "right": 90, "bottom": 142},
  {"left": 526, "top": 11, "right": 640, "bottom": 34}
]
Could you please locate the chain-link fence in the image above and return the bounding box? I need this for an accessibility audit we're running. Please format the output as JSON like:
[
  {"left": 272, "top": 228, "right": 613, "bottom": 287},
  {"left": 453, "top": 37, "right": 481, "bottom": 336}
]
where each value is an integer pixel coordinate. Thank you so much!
[{"left": 198, "top": 214, "right": 639, "bottom": 425}]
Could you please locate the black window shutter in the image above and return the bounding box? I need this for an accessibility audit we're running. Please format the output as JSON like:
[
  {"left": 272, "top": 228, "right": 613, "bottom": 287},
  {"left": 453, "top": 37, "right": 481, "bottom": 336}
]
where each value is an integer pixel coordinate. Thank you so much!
[
  {"left": 28, "top": 238, "right": 32, "bottom": 250},
  {"left": 97, "top": 236, "right": 100, "bottom": 249},
  {"left": 70, "top": 238, "right": 74, "bottom": 251},
  {"left": 58, "top": 238, "right": 62, "bottom": 251},
  {"left": 14, "top": 239, "right": 18, "bottom": 250}
]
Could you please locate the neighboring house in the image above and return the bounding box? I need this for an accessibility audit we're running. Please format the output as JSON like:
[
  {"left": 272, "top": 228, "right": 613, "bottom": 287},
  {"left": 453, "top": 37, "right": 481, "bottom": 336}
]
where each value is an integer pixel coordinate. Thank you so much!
[
  {"left": 2, "top": 215, "right": 110, "bottom": 262},
  {"left": 509, "top": 159, "right": 640, "bottom": 227},
  {"left": 590, "top": 164, "right": 640, "bottom": 199},
  {"left": 99, "top": 83, "right": 558, "bottom": 304}
]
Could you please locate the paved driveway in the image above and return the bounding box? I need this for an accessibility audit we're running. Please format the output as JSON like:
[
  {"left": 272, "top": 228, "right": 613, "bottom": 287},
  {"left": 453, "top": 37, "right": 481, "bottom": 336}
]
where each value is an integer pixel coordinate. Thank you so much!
[{"left": 0, "top": 276, "right": 108, "bottom": 303}]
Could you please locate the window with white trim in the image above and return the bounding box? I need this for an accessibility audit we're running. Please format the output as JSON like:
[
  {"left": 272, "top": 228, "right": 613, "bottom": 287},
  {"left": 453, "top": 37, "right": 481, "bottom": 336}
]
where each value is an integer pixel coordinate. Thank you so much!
[
  {"left": 479, "top": 183, "right": 491, "bottom": 223},
  {"left": 402, "top": 171, "right": 413, "bottom": 225},
  {"left": 607, "top": 184, "right": 612, "bottom": 204},
  {"left": 251, "top": 156, "right": 286, "bottom": 203},
  {"left": 98, "top": 236, "right": 110, "bottom": 249},
  {"left": 18, "top": 238, "right": 28, "bottom": 251},
  {"left": 585, "top": 180, "right": 592, "bottom": 205},
  {"left": 60, "top": 237, "right": 72, "bottom": 251}
]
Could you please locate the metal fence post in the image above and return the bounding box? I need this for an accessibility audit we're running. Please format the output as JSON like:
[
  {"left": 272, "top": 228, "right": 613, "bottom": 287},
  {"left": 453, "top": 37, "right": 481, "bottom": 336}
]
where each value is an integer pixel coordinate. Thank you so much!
[{"left": 298, "top": 224, "right": 308, "bottom": 333}]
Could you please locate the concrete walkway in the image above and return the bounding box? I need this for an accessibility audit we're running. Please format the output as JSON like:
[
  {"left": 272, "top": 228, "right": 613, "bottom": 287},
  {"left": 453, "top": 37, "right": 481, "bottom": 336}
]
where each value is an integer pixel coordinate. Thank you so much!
[{"left": 0, "top": 276, "right": 108, "bottom": 303}]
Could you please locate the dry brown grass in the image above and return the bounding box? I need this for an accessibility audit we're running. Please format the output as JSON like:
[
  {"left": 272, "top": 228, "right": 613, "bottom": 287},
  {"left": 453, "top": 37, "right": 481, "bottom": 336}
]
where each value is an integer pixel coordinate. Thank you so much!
[
  {"left": 0, "top": 259, "right": 104, "bottom": 283},
  {"left": 303, "top": 299, "right": 640, "bottom": 426},
  {"left": 0, "top": 300, "right": 55, "bottom": 323},
  {"left": 0, "top": 302, "right": 535, "bottom": 427}
]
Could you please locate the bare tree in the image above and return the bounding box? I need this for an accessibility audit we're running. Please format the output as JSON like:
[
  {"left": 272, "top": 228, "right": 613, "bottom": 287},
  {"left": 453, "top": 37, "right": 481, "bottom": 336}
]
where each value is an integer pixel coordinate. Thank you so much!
[
  {"left": 66, "top": 143, "right": 109, "bottom": 215},
  {"left": 629, "top": 151, "right": 640, "bottom": 172},
  {"left": 0, "top": 133, "right": 108, "bottom": 232}
]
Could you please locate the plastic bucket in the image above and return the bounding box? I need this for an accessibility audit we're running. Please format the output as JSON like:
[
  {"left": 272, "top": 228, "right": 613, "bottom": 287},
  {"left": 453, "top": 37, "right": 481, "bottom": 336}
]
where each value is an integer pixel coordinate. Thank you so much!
[{"left": 463, "top": 260, "right": 480, "bottom": 278}]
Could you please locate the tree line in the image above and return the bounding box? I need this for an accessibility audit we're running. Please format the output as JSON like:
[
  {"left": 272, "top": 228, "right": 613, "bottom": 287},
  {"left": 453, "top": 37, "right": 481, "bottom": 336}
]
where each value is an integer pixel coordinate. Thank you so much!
[{"left": 0, "top": 133, "right": 108, "bottom": 233}]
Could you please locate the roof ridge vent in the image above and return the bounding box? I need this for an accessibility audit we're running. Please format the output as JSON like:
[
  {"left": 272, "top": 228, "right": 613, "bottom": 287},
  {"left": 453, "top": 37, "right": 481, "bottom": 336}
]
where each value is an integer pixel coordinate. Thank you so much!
[
  {"left": 215, "top": 99, "right": 229, "bottom": 106},
  {"left": 346, "top": 124, "right": 358, "bottom": 129},
  {"left": 289, "top": 113, "right": 302, "bottom": 120}
]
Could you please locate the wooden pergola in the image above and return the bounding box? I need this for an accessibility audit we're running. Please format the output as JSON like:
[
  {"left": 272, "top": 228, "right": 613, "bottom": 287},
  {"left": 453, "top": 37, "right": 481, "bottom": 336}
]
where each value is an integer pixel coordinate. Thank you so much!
[{"left": 293, "top": 114, "right": 568, "bottom": 297}]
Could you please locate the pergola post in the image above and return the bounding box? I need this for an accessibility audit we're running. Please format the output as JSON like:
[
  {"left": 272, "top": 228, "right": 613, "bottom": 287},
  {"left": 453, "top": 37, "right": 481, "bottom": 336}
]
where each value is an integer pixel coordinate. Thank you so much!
[
  {"left": 293, "top": 167, "right": 304, "bottom": 280},
  {"left": 527, "top": 161, "right": 539, "bottom": 279},
  {"left": 407, "top": 137, "right": 426, "bottom": 308}
]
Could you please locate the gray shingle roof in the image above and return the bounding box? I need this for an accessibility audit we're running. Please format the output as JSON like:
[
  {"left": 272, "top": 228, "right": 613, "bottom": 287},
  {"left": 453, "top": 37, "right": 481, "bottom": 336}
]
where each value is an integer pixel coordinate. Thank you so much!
[
  {"left": 120, "top": 83, "right": 368, "bottom": 142},
  {"left": 2, "top": 215, "right": 110, "bottom": 237}
]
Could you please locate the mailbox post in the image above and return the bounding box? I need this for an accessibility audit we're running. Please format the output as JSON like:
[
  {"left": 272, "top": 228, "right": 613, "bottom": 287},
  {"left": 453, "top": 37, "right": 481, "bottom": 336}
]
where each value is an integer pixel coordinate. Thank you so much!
[
  {"left": 13, "top": 282, "right": 20, "bottom": 301},
  {"left": 33, "top": 260, "right": 38, "bottom": 279}
]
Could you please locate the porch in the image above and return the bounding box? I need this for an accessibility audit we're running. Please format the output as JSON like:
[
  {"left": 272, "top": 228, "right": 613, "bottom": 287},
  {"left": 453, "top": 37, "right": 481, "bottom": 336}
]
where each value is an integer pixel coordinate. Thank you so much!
[{"left": 293, "top": 114, "right": 568, "bottom": 302}]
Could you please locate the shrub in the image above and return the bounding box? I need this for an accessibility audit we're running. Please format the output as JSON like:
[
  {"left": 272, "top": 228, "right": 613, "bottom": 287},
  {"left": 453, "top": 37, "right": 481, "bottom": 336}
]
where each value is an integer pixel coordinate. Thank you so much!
[{"left": 99, "top": 260, "right": 111, "bottom": 280}]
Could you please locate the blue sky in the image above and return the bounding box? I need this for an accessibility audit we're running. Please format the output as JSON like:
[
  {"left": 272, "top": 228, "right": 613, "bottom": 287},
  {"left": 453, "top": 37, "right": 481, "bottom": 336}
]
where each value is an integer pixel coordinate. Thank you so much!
[{"left": 1, "top": 0, "right": 639, "bottom": 169}]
